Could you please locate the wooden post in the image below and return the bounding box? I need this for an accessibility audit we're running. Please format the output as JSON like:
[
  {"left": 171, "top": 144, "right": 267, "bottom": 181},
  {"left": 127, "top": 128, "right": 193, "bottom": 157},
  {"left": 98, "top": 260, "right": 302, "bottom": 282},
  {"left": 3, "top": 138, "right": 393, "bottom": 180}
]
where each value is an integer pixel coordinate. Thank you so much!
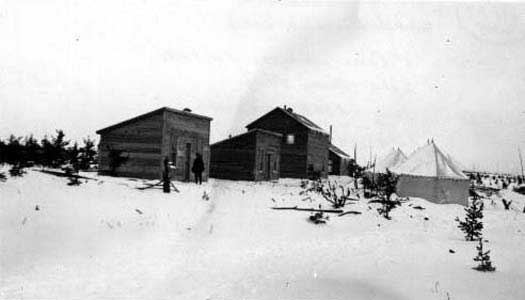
[
  {"left": 519, "top": 147, "right": 524, "bottom": 180},
  {"left": 163, "top": 157, "right": 170, "bottom": 193}
]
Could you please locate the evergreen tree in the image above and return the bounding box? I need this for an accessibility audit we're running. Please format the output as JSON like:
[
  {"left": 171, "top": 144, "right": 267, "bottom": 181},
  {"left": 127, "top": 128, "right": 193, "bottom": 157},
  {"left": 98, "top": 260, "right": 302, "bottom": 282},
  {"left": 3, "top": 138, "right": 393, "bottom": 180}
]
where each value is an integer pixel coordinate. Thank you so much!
[
  {"left": 0, "top": 138, "right": 6, "bottom": 164},
  {"left": 456, "top": 199, "right": 484, "bottom": 241},
  {"left": 40, "top": 135, "right": 54, "bottom": 168},
  {"left": 51, "top": 130, "right": 69, "bottom": 167},
  {"left": 5, "top": 135, "right": 23, "bottom": 164},
  {"left": 473, "top": 239, "right": 496, "bottom": 272},
  {"left": 79, "top": 137, "right": 97, "bottom": 170},
  {"left": 377, "top": 169, "right": 398, "bottom": 201},
  {"left": 67, "top": 142, "right": 81, "bottom": 173},
  {"left": 23, "top": 134, "right": 41, "bottom": 166}
]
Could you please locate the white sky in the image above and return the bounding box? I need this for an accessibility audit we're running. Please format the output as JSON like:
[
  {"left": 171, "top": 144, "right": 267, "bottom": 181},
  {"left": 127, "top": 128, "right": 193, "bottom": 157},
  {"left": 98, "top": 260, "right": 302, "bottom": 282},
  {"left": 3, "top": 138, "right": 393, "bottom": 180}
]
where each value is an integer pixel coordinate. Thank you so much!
[{"left": 1, "top": 0, "right": 525, "bottom": 174}]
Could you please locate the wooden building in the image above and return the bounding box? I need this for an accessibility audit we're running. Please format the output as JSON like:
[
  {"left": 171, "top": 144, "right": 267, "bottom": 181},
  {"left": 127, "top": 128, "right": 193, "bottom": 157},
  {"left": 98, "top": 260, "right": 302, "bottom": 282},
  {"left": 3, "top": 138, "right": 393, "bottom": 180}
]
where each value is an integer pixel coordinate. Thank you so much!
[
  {"left": 245, "top": 106, "right": 330, "bottom": 179},
  {"left": 96, "top": 107, "right": 212, "bottom": 181},
  {"left": 329, "top": 144, "right": 351, "bottom": 176},
  {"left": 210, "top": 129, "right": 281, "bottom": 181}
]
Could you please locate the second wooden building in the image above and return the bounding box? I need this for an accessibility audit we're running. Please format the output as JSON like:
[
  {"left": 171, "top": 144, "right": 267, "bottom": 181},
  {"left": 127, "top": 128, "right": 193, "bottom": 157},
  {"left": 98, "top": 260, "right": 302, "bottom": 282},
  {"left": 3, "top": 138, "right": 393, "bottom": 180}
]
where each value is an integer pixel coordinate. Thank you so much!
[{"left": 210, "top": 129, "right": 281, "bottom": 181}]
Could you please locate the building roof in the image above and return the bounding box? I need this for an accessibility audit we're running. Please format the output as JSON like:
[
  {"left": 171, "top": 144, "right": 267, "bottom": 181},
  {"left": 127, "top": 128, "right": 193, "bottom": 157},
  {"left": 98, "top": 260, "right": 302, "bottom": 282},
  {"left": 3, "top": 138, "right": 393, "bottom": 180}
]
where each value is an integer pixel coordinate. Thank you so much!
[
  {"left": 329, "top": 144, "right": 351, "bottom": 158},
  {"left": 211, "top": 129, "right": 282, "bottom": 147},
  {"left": 246, "top": 107, "right": 329, "bottom": 135},
  {"left": 372, "top": 147, "right": 408, "bottom": 173},
  {"left": 391, "top": 142, "right": 468, "bottom": 179},
  {"left": 96, "top": 107, "right": 212, "bottom": 134}
]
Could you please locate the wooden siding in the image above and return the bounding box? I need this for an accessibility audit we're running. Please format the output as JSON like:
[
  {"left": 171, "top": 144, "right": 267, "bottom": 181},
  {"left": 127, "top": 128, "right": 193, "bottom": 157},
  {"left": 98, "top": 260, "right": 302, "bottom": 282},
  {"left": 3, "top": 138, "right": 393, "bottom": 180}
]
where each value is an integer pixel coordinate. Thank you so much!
[
  {"left": 97, "top": 108, "right": 212, "bottom": 181},
  {"left": 253, "top": 131, "right": 281, "bottom": 181},
  {"left": 246, "top": 109, "right": 309, "bottom": 178},
  {"left": 210, "top": 130, "right": 281, "bottom": 181},
  {"left": 210, "top": 132, "right": 257, "bottom": 180},
  {"left": 161, "top": 110, "right": 211, "bottom": 182},
  {"left": 307, "top": 131, "right": 329, "bottom": 178},
  {"left": 98, "top": 112, "right": 163, "bottom": 179},
  {"left": 329, "top": 151, "right": 350, "bottom": 176}
]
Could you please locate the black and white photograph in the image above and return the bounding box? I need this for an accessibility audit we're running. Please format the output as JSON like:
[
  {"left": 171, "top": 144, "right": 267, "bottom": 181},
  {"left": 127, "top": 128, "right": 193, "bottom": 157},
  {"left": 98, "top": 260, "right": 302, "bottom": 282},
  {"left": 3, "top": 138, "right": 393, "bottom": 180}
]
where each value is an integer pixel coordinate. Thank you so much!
[{"left": 1, "top": 1, "right": 525, "bottom": 299}]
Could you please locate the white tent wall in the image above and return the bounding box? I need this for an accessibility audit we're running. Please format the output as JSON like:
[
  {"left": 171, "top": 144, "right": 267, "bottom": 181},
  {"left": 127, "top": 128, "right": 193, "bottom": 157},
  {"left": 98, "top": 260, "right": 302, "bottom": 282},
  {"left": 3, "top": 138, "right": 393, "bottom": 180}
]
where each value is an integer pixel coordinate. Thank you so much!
[{"left": 396, "top": 175, "right": 469, "bottom": 206}]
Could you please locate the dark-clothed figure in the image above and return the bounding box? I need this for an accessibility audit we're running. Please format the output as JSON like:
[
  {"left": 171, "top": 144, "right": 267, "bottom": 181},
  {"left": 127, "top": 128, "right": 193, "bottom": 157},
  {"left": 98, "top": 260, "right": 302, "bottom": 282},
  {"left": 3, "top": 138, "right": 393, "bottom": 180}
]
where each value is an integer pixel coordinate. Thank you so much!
[{"left": 192, "top": 153, "right": 205, "bottom": 184}]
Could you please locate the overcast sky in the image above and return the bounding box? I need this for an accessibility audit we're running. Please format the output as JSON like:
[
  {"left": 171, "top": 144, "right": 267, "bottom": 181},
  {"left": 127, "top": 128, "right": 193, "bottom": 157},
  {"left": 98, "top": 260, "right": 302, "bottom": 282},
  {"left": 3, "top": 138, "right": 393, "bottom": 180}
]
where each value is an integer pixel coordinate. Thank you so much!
[{"left": 1, "top": 0, "right": 525, "bottom": 174}]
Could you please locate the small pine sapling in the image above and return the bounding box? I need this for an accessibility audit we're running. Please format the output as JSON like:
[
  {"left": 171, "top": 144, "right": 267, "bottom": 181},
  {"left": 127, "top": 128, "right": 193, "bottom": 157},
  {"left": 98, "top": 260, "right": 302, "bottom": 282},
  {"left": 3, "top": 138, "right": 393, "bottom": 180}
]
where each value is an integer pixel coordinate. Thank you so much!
[
  {"left": 501, "top": 199, "right": 512, "bottom": 210},
  {"left": 502, "top": 180, "right": 509, "bottom": 189},
  {"left": 375, "top": 169, "right": 401, "bottom": 220},
  {"left": 473, "top": 239, "right": 496, "bottom": 272},
  {"left": 456, "top": 199, "right": 484, "bottom": 241},
  {"left": 9, "top": 163, "right": 26, "bottom": 177},
  {"left": 377, "top": 199, "right": 401, "bottom": 220},
  {"left": 0, "top": 171, "right": 6, "bottom": 182}
]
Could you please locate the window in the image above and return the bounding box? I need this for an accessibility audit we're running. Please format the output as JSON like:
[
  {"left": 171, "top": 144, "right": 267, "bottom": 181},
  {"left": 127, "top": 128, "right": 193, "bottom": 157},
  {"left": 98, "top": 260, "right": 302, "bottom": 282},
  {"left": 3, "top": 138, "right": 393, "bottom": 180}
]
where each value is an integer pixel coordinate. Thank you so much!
[{"left": 286, "top": 134, "right": 295, "bottom": 144}]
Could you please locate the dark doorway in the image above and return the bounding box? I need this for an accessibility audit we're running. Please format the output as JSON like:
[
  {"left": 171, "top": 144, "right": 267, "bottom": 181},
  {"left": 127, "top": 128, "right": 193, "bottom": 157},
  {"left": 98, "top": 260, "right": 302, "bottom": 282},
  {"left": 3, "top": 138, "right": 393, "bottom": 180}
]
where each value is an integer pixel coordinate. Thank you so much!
[
  {"left": 266, "top": 154, "right": 272, "bottom": 180},
  {"left": 185, "top": 143, "right": 191, "bottom": 181}
]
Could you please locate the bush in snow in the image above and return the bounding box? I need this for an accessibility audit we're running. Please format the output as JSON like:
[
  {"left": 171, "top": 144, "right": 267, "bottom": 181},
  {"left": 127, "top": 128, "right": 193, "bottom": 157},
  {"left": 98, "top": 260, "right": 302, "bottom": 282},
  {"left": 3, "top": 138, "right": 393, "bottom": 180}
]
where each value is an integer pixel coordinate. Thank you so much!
[
  {"left": 319, "top": 181, "right": 354, "bottom": 208},
  {"left": 376, "top": 169, "right": 398, "bottom": 201},
  {"left": 473, "top": 239, "right": 496, "bottom": 272},
  {"left": 456, "top": 199, "right": 484, "bottom": 241},
  {"left": 347, "top": 159, "right": 365, "bottom": 189},
  {"left": 78, "top": 137, "right": 97, "bottom": 170},
  {"left": 300, "top": 178, "right": 355, "bottom": 208},
  {"left": 375, "top": 196, "right": 402, "bottom": 220},
  {"left": 9, "top": 163, "right": 26, "bottom": 177},
  {"left": 67, "top": 175, "right": 82, "bottom": 186},
  {"left": 0, "top": 171, "right": 6, "bottom": 182},
  {"left": 309, "top": 205, "right": 329, "bottom": 224},
  {"left": 501, "top": 199, "right": 512, "bottom": 210},
  {"left": 502, "top": 180, "right": 509, "bottom": 189},
  {"left": 370, "top": 170, "right": 401, "bottom": 220},
  {"left": 299, "top": 178, "right": 324, "bottom": 195}
]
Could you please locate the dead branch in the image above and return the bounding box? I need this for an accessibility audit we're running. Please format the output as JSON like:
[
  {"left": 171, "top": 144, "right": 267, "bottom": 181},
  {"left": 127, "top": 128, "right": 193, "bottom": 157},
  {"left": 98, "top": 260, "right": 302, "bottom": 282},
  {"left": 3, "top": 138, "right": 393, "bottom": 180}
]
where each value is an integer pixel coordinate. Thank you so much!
[
  {"left": 338, "top": 211, "right": 362, "bottom": 217},
  {"left": 271, "top": 206, "right": 343, "bottom": 214}
]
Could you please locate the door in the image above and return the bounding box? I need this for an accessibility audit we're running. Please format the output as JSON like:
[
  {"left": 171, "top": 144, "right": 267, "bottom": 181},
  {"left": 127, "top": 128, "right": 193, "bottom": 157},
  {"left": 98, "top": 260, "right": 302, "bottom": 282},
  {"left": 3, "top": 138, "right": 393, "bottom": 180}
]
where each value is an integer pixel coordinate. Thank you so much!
[
  {"left": 266, "top": 154, "right": 272, "bottom": 180},
  {"left": 185, "top": 143, "right": 191, "bottom": 181}
]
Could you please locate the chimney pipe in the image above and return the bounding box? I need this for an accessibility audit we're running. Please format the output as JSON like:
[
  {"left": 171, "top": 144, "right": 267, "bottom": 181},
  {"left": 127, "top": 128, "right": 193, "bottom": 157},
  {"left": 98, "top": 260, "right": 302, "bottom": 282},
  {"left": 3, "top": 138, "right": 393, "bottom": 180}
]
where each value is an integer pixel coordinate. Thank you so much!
[{"left": 329, "top": 125, "right": 333, "bottom": 143}]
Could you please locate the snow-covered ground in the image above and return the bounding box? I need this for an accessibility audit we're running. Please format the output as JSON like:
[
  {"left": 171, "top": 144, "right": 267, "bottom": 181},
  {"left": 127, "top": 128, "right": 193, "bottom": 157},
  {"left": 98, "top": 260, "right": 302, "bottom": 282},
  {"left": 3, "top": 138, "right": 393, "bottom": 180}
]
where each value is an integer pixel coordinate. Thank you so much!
[{"left": 1, "top": 168, "right": 525, "bottom": 299}]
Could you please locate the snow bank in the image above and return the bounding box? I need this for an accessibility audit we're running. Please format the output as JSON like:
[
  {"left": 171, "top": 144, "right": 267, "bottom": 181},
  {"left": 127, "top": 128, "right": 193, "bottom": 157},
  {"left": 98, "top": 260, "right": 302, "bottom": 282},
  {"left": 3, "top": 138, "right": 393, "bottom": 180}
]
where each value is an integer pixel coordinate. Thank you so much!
[{"left": 1, "top": 170, "right": 525, "bottom": 299}]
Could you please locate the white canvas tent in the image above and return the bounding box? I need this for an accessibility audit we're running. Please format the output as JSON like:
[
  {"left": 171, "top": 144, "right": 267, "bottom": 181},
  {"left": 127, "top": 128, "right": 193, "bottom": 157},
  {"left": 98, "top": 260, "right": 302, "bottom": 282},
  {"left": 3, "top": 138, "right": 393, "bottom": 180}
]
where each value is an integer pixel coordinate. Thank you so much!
[
  {"left": 373, "top": 147, "right": 408, "bottom": 174},
  {"left": 391, "top": 142, "right": 469, "bottom": 205}
]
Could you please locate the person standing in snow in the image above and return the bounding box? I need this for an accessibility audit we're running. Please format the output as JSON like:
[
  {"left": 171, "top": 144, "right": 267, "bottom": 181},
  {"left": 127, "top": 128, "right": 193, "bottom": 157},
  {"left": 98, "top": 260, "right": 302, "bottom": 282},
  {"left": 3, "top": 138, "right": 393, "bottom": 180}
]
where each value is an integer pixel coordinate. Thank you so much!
[{"left": 192, "top": 153, "right": 204, "bottom": 184}]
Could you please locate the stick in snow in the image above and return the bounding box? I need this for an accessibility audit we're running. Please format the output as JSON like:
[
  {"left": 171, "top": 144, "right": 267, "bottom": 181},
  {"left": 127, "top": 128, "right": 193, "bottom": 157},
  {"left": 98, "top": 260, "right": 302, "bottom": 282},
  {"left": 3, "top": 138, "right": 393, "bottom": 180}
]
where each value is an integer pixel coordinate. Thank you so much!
[
  {"left": 271, "top": 206, "right": 343, "bottom": 214},
  {"left": 338, "top": 211, "right": 362, "bottom": 217}
]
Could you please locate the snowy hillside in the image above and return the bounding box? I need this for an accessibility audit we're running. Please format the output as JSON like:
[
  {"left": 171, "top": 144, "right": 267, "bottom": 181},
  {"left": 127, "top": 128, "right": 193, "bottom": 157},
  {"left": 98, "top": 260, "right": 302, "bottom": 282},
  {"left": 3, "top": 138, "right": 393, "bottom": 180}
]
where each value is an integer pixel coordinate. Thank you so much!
[{"left": 1, "top": 168, "right": 525, "bottom": 299}]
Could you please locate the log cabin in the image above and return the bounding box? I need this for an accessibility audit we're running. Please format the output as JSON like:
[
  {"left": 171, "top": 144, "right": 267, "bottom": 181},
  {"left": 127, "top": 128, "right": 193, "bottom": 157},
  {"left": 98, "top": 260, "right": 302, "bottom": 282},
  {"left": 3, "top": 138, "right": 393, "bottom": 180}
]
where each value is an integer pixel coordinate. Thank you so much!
[
  {"left": 96, "top": 107, "right": 212, "bottom": 181},
  {"left": 210, "top": 129, "right": 282, "bottom": 181},
  {"left": 245, "top": 106, "right": 330, "bottom": 179}
]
